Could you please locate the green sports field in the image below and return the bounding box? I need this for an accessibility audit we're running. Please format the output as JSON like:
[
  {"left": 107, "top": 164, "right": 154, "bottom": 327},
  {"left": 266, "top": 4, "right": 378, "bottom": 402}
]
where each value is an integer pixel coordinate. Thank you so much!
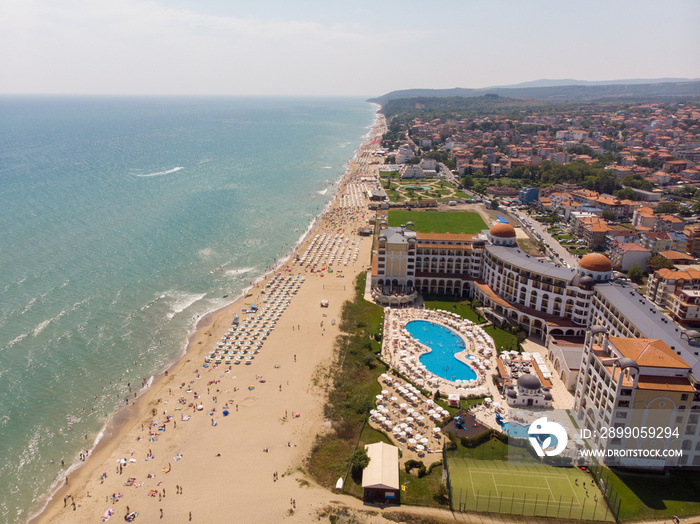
[
  {"left": 447, "top": 458, "right": 614, "bottom": 522},
  {"left": 387, "top": 210, "right": 487, "bottom": 234}
]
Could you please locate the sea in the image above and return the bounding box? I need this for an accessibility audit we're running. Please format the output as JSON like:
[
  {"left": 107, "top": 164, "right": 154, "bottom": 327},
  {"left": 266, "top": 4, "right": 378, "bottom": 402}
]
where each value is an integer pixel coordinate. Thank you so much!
[{"left": 0, "top": 95, "right": 377, "bottom": 523}]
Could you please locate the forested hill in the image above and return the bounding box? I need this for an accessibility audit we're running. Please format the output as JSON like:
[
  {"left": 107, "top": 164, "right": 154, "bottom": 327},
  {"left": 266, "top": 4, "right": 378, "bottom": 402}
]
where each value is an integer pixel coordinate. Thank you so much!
[{"left": 368, "top": 81, "right": 700, "bottom": 107}]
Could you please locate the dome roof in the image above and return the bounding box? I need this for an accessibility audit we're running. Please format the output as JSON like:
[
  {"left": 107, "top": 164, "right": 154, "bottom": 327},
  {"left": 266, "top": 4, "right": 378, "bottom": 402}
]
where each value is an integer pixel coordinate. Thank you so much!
[
  {"left": 617, "top": 357, "right": 639, "bottom": 371},
  {"left": 489, "top": 223, "right": 516, "bottom": 238},
  {"left": 506, "top": 389, "right": 518, "bottom": 399},
  {"left": 579, "top": 275, "right": 595, "bottom": 288},
  {"left": 579, "top": 253, "right": 612, "bottom": 272},
  {"left": 517, "top": 373, "right": 542, "bottom": 391}
]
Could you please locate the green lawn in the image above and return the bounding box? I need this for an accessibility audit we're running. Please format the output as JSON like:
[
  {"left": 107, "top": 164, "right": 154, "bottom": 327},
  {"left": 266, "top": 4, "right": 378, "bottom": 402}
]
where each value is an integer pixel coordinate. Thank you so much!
[
  {"left": 400, "top": 468, "right": 447, "bottom": 507},
  {"left": 601, "top": 467, "right": 700, "bottom": 521},
  {"left": 422, "top": 295, "right": 485, "bottom": 324},
  {"left": 483, "top": 325, "right": 520, "bottom": 352},
  {"left": 568, "top": 247, "right": 591, "bottom": 256},
  {"left": 388, "top": 210, "right": 487, "bottom": 234},
  {"left": 447, "top": 457, "right": 613, "bottom": 521}
]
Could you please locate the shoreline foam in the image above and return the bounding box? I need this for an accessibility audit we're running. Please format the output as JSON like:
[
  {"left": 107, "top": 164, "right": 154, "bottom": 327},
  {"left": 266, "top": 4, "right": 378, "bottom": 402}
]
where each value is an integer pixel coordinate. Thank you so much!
[{"left": 31, "top": 110, "right": 387, "bottom": 524}]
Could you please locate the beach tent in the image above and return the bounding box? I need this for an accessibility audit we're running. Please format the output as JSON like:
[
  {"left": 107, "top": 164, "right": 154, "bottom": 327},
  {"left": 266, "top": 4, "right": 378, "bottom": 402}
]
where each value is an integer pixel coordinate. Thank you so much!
[{"left": 320, "top": 299, "right": 329, "bottom": 308}]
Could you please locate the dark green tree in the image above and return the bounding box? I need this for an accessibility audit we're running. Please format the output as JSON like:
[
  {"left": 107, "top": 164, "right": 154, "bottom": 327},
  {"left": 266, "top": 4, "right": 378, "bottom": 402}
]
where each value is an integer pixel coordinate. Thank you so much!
[
  {"left": 627, "top": 263, "right": 644, "bottom": 283},
  {"left": 646, "top": 255, "right": 675, "bottom": 273},
  {"left": 655, "top": 202, "right": 680, "bottom": 214},
  {"left": 350, "top": 448, "right": 370, "bottom": 484}
]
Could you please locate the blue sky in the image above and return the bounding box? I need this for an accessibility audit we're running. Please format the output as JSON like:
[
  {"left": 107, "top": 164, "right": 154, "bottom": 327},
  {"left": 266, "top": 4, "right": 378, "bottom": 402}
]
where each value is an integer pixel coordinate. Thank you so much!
[{"left": 1, "top": 0, "right": 698, "bottom": 96}]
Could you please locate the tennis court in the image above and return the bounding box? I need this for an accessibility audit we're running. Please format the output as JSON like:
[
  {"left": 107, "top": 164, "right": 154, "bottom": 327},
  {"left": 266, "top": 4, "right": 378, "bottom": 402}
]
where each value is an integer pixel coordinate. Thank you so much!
[{"left": 446, "top": 458, "right": 614, "bottom": 521}]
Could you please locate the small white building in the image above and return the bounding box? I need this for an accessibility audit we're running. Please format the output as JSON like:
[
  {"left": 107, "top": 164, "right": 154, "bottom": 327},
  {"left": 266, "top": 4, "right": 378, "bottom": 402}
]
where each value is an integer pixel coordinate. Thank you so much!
[
  {"left": 504, "top": 374, "right": 553, "bottom": 408},
  {"left": 400, "top": 164, "right": 424, "bottom": 179},
  {"left": 447, "top": 393, "right": 460, "bottom": 407},
  {"left": 362, "top": 442, "right": 400, "bottom": 504}
]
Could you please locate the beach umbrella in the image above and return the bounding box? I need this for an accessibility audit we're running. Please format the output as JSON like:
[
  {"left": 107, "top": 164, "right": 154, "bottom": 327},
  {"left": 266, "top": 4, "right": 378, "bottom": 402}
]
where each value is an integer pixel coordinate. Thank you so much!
[
  {"left": 416, "top": 445, "right": 425, "bottom": 451},
  {"left": 381, "top": 390, "right": 389, "bottom": 395},
  {"left": 408, "top": 438, "right": 417, "bottom": 445},
  {"left": 420, "top": 437, "right": 429, "bottom": 444},
  {"left": 433, "top": 427, "right": 441, "bottom": 433}
]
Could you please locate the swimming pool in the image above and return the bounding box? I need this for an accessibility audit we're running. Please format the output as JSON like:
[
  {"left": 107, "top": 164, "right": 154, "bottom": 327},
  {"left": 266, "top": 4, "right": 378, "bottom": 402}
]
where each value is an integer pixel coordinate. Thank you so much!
[
  {"left": 502, "top": 421, "right": 529, "bottom": 439},
  {"left": 405, "top": 320, "right": 477, "bottom": 382},
  {"left": 502, "top": 421, "right": 560, "bottom": 447}
]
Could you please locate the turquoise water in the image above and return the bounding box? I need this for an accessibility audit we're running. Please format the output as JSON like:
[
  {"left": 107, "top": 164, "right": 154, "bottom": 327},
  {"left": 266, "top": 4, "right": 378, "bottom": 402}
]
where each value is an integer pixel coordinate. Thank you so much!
[
  {"left": 405, "top": 320, "right": 477, "bottom": 381},
  {"left": 502, "top": 422, "right": 530, "bottom": 439},
  {"left": 502, "top": 422, "right": 560, "bottom": 447},
  {"left": 0, "top": 95, "right": 375, "bottom": 523}
]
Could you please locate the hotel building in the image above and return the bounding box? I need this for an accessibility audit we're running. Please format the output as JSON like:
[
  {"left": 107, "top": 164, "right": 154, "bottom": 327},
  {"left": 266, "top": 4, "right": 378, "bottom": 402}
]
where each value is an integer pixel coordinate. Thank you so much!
[
  {"left": 371, "top": 220, "right": 700, "bottom": 467},
  {"left": 573, "top": 328, "right": 699, "bottom": 468}
]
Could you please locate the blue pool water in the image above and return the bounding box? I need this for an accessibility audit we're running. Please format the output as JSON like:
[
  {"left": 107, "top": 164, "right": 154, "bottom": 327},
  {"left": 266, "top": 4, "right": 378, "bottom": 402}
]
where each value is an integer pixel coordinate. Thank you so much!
[
  {"left": 502, "top": 422, "right": 530, "bottom": 439},
  {"left": 405, "top": 320, "right": 477, "bottom": 381},
  {"left": 502, "top": 421, "right": 560, "bottom": 447}
]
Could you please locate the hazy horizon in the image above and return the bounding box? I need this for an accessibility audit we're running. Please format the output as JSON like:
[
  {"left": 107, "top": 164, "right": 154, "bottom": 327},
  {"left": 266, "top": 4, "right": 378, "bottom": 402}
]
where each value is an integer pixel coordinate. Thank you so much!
[{"left": 1, "top": 0, "right": 699, "bottom": 97}]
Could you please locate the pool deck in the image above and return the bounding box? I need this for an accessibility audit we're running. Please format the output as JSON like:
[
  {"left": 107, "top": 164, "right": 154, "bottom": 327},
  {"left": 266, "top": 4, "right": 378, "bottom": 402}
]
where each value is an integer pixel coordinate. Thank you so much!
[
  {"left": 382, "top": 308, "right": 494, "bottom": 397},
  {"left": 380, "top": 308, "right": 577, "bottom": 437}
]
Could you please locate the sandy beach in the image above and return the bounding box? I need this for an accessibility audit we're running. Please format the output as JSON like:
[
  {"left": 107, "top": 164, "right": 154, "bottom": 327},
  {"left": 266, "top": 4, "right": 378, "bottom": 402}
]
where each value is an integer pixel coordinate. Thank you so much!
[{"left": 33, "top": 115, "right": 392, "bottom": 523}]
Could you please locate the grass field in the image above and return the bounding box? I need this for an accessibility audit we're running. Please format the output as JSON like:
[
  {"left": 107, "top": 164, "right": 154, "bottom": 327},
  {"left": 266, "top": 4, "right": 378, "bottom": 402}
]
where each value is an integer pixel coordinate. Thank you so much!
[
  {"left": 447, "top": 458, "right": 614, "bottom": 521},
  {"left": 388, "top": 210, "right": 487, "bottom": 234}
]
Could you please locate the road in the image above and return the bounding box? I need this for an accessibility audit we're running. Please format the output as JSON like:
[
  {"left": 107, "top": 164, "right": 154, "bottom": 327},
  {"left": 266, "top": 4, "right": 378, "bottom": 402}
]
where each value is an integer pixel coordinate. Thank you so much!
[{"left": 509, "top": 209, "right": 579, "bottom": 268}]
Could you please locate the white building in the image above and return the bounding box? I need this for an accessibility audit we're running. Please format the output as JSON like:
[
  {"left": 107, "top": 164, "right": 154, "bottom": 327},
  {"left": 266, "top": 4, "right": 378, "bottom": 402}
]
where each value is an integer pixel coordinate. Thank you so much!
[
  {"left": 574, "top": 328, "right": 698, "bottom": 468},
  {"left": 504, "top": 373, "right": 553, "bottom": 407},
  {"left": 400, "top": 164, "right": 424, "bottom": 179}
]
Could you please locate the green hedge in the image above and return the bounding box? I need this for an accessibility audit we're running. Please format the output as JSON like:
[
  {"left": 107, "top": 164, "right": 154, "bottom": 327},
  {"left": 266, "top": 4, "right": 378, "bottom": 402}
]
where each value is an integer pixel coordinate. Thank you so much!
[{"left": 460, "top": 429, "right": 494, "bottom": 448}]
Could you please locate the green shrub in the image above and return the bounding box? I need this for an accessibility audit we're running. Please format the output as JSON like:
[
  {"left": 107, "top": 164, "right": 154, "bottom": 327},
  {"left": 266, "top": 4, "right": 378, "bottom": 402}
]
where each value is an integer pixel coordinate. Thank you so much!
[{"left": 460, "top": 430, "right": 494, "bottom": 448}]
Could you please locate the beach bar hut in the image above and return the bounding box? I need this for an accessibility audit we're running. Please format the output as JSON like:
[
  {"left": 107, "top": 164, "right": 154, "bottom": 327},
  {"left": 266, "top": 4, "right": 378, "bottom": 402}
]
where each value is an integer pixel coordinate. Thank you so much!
[
  {"left": 447, "top": 394, "right": 460, "bottom": 407},
  {"left": 361, "top": 442, "right": 400, "bottom": 505}
]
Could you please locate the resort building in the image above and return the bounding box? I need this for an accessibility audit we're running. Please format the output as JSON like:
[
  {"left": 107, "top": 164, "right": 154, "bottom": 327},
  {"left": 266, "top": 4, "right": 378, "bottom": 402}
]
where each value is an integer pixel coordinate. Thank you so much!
[
  {"left": 573, "top": 327, "right": 699, "bottom": 468},
  {"left": 371, "top": 220, "right": 700, "bottom": 381}
]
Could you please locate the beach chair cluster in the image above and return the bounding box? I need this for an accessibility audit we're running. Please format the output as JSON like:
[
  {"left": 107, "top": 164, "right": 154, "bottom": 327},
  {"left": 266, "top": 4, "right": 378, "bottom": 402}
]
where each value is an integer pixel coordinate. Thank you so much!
[
  {"left": 204, "top": 274, "right": 305, "bottom": 367},
  {"left": 294, "top": 233, "right": 361, "bottom": 269},
  {"left": 369, "top": 374, "right": 446, "bottom": 457},
  {"left": 338, "top": 182, "right": 367, "bottom": 210}
]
